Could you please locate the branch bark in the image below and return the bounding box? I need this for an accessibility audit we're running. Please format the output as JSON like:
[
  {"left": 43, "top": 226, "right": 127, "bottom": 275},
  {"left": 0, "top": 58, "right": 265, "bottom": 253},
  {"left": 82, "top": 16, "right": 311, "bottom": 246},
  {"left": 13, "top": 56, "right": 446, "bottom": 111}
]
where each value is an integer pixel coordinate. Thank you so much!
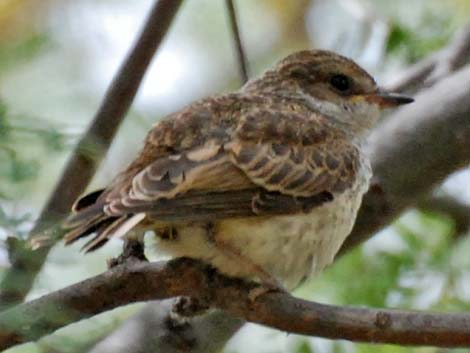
[
  {"left": 3, "top": 258, "right": 470, "bottom": 351},
  {"left": 0, "top": 0, "right": 183, "bottom": 310}
]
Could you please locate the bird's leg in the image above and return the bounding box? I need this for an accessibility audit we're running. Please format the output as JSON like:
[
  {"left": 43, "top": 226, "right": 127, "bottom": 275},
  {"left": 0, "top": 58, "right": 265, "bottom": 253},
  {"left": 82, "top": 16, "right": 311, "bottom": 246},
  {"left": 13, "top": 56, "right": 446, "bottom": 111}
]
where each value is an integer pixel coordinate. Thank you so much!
[
  {"left": 172, "top": 296, "right": 210, "bottom": 318},
  {"left": 107, "top": 232, "right": 147, "bottom": 268},
  {"left": 204, "top": 223, "right": 285, "bottom": 292}
]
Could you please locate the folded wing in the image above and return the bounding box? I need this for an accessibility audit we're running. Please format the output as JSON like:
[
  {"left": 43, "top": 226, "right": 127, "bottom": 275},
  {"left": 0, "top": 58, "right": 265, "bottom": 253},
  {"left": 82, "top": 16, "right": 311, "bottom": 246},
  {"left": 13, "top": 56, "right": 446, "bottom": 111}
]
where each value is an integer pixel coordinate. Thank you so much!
[{"left": 63, "top": 100, "right": 359, "bottom": 252}]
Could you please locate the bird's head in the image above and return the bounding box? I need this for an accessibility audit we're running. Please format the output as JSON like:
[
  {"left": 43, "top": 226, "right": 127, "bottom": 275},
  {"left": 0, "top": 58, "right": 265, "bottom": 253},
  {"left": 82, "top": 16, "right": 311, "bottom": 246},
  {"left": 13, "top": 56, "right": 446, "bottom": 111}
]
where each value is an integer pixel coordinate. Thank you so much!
[{"left": 244, "top": 50, "right": 413, "bottom": 137}]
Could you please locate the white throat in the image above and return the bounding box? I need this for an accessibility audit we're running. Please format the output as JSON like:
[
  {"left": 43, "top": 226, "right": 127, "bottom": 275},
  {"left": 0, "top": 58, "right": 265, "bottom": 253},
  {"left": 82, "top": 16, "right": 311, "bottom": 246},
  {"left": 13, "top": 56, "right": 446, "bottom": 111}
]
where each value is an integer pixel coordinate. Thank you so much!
[{"left": 299, "top": 92, "right": 380, "bottom": 139}]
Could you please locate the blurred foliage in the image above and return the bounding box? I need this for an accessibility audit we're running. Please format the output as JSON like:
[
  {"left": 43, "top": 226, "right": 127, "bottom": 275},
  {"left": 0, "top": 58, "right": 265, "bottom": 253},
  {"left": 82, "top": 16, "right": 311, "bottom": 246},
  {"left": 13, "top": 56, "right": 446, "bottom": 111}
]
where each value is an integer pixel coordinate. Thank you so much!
[
  {"left": 0, "top": 1, "right": 469, "bottom": 353},
  {"left": 0, "top": 0, "right": 52, "bottom": 41},
  {"left": 0, "top": 101, "right": 75, "bottom": 241},
  {"left": 386, "top": 14, "right": 453, "bottom": 62},
  {"left": 295, "top": 341, "right": 314, "bottom": 353},
  {"left": 0, "top": 101, "right": 74, "bottom": 200},
  {"left": 0, "top": 33, "right": 50, "bottom": 74}
]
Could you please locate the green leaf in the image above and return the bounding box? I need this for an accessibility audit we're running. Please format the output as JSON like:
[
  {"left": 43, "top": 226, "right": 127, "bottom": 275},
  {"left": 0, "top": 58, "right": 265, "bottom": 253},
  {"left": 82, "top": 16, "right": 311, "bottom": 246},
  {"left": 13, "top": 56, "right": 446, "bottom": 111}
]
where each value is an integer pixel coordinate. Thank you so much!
[{"left": 295, "top": 341, "right": 314, "bottom": 353}]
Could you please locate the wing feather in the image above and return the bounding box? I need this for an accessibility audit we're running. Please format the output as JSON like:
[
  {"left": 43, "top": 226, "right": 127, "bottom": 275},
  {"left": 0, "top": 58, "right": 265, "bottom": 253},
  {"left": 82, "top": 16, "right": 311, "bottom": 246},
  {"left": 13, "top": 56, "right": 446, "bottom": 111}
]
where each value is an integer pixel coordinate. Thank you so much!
[
  {"left": 228, "top": 139, "right": 358, "bottom": 197},
  {"left": 60, "top": 98, "right": 361, "bottom": 251}
]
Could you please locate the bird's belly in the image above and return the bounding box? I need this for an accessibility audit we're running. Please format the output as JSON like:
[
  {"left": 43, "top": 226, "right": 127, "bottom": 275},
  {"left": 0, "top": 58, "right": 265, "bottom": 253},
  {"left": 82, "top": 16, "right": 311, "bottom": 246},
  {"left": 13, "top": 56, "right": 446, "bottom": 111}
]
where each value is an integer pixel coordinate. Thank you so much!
[
  {"left": 155, "top": 188, "right": 365, "bottom": 290},
  {"left": 219, "top": 190, "right": 364, "bottom": 289}
]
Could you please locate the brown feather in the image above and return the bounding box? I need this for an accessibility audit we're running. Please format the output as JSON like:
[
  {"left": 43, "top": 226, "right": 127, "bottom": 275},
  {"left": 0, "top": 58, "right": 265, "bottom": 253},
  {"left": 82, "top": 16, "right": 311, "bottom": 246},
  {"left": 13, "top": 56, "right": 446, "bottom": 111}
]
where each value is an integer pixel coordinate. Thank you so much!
[
  {"left": 228, "top": 140, "right": 358, "bottom": 197},
  {"left": 81, "top": 216, "right": 129, "bottom": 253},
  {"left": 72, "top": 189, "right": 105, "bottom": 212},
  {"left": 61, "top": 90, "right": 359, "bottom": 248}
]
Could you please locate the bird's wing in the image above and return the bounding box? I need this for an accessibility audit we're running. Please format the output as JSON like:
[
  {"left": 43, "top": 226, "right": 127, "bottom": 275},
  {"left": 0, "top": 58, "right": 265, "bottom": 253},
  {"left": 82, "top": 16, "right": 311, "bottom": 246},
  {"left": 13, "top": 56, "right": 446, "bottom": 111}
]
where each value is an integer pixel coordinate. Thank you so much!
[{"left": 63, "top": 102, "right": 360, "bottom": 251}]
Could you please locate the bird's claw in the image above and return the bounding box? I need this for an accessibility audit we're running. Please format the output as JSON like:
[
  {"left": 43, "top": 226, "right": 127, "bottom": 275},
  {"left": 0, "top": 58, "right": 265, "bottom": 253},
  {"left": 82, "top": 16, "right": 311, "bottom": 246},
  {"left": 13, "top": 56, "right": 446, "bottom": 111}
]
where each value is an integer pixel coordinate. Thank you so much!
[
  {"left": 107, "top": 239, "right": 148, "bottom": 268},
  {"left": 173, "top": 296, "right": 210, "bottom": 317},
  {"left": 248, "top": 280, "right": 287, "bottom": 302}
]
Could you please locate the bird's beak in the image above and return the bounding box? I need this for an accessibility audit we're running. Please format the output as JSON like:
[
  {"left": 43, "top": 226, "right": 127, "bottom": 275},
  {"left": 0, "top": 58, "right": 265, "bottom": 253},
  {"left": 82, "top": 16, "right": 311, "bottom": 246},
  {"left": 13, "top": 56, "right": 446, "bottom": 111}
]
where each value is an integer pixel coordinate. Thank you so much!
[{"left": 364, "top": 90, "right": 414, "bottom": 108}]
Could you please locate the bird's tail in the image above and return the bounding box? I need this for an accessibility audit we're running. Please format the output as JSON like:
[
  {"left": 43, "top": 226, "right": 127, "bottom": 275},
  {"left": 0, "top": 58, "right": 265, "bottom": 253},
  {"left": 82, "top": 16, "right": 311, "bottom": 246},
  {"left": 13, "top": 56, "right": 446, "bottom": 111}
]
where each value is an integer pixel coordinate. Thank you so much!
[{"left": 30, "top": 189, "right": 144, "bottom": 253}]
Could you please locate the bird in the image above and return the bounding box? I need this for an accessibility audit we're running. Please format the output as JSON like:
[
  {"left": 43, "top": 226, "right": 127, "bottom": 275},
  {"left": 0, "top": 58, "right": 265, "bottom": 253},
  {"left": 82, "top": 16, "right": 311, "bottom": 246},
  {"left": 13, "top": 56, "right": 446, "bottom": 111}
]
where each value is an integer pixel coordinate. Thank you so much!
[{"left": 60, "top": 50, "right": 413, "bottom": 290}]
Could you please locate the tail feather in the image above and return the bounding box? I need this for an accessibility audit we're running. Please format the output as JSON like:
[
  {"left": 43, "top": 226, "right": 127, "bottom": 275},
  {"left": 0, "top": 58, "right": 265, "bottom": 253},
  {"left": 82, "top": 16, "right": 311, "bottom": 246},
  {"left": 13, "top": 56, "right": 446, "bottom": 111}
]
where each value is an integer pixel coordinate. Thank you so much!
[
  {"left": 63, "top": 214, "right": 110, "bottom": 245},
  {"left": 72, "top": 189, "right": 105, "bottom": 212},
  {"left": 80, "top": 216, "right": 125, "bottom": 252},
  {"left": 30, "top": 189, "right": 145, "bottom": 252},
  {"left": 80, "top": 213, "right": 144, "bottom": 252},
  {"left": 64, "top": 203, "right": 106, "bottom": 229},
  {"left": 63, "top": 189, "right": 146, "bottom": 252},
  {"left": 80, "top": 213, "right": 146, "bottom": 252}
]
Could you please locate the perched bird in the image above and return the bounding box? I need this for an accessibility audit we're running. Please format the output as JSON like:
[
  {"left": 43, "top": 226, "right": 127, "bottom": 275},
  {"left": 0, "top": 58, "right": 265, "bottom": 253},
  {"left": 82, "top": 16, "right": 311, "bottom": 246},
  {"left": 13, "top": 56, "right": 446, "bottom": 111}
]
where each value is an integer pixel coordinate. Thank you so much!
[{"left": 62, "top": 50, "right": 412, "bottom": 290}]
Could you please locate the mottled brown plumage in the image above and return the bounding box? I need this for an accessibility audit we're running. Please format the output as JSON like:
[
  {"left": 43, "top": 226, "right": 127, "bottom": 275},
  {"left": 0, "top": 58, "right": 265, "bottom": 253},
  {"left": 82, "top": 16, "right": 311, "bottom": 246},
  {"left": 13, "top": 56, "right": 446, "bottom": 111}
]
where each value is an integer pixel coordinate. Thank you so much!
[{"left": 61, "top": 50, "right": 412, "bottom": 289}]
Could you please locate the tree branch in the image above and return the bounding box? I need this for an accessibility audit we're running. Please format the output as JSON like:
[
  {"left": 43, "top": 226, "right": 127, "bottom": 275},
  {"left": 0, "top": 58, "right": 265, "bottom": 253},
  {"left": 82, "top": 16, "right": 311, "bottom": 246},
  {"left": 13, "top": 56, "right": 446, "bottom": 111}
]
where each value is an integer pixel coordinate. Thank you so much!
[
  {"left": 225, "top": 0, "right": 249, "bottom": 84},
  {"left": 0, "top": 0, "right": 184, "bottom": 310},
  {"left": 3, "top": 258, "right": 470, "bottom": 351}
]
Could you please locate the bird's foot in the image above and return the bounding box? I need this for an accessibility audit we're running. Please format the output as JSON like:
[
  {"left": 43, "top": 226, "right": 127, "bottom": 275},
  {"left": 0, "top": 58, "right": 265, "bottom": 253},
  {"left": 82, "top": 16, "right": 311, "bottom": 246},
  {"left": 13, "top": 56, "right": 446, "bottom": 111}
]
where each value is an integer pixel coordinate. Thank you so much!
[
  {"left": 248, "top": 277, "right": 287, "bottom": 302},
  {"left": 107, "top": 239, "right": 148, "bottom": 268},
  {"left": 173, "top": 296, "right": 210, "bottom": 318}
]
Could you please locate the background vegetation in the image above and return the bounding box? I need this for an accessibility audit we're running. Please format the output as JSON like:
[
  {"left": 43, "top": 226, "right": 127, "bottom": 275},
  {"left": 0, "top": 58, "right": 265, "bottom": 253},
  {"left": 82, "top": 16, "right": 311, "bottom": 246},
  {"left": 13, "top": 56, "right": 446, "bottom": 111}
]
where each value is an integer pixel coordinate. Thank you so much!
[{"left": 0, "top": 0, "right": 469, "bottom": 352}]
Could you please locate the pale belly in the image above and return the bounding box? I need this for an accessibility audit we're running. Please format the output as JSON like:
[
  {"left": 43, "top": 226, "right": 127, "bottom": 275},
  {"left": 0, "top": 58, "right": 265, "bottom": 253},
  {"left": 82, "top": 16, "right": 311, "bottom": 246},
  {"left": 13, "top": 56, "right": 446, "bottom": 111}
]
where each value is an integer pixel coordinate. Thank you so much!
[{"left": 155, "top": 181, "right": 368, "bottom": 290}]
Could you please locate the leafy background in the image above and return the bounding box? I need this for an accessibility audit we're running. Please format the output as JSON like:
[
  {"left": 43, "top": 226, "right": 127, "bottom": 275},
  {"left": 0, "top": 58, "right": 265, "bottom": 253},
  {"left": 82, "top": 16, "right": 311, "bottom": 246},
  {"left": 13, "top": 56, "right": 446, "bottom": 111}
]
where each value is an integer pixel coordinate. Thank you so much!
[{"left": 0, "top": 0, "right": 469, "bottom": 352}]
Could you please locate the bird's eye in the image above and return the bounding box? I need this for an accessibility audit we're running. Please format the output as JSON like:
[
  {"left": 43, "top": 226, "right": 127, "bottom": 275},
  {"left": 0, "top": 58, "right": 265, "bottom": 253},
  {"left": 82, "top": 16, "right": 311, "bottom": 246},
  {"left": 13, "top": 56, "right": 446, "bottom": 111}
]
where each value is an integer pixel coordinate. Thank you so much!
[{"left": 330, "top": 74, "right": 351, "bottom": 92}]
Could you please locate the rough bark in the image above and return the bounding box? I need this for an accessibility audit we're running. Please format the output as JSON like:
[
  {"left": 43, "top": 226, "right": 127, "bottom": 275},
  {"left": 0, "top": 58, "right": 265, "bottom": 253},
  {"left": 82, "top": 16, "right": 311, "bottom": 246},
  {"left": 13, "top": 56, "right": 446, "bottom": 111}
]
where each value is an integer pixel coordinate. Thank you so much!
[{"left": 4, "top": 258, "right": 470, "bottom": 350}]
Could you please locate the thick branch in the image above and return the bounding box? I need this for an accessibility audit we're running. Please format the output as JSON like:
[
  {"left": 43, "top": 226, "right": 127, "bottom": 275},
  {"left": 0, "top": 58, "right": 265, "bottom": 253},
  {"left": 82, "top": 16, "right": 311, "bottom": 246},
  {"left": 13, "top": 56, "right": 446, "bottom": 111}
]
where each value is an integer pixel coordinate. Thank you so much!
[
  {"left": 341, "top": 64, "right": 470, "bottom": 252},
  {"left": 0, "top": 0, "right": 183, "bottom": 310},
  {"left": 225, "top": 0, "right": 249, "bottom": 83},
  {"left": 2, "top": 258, "right": 470, "bottom": 350}
]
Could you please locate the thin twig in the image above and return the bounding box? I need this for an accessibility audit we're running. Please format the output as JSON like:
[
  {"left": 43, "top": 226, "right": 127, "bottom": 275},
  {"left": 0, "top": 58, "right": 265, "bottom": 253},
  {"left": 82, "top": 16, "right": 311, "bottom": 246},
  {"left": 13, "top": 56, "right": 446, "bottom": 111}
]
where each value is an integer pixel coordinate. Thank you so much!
[
  {"left": 0, "top": 0, "right": 184, "bottom": 310},
  {"left": 3, "top": 258, "right": 470, "bottom": 350},
  {"left": 225, "top": 0, "right": 249, "bottom": 84}
]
